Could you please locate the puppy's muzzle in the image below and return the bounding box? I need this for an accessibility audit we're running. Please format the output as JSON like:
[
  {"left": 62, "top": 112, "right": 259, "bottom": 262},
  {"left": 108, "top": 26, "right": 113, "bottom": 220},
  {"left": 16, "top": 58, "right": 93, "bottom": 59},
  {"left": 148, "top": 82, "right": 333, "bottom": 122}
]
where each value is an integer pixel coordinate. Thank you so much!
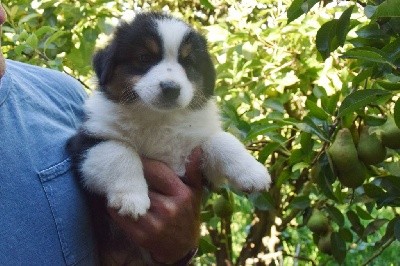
[{"left": 160, "top": 81, "right": 181, "bottom": 101}]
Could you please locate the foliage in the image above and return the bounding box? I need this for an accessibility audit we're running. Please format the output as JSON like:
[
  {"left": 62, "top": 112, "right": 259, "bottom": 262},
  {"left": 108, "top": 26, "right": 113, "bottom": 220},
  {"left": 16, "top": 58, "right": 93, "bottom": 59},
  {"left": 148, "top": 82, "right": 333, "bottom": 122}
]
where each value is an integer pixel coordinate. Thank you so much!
[{"left": 3, "top": 0, "right": 400, "bottom": 265}]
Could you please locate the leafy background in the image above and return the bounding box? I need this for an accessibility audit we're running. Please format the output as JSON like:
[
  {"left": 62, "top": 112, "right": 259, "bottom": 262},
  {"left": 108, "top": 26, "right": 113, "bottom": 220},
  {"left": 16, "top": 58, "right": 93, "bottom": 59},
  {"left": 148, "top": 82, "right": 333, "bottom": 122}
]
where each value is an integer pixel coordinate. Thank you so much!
[{"left": 2, "top": 0, "right": 400, "bottom": 265}]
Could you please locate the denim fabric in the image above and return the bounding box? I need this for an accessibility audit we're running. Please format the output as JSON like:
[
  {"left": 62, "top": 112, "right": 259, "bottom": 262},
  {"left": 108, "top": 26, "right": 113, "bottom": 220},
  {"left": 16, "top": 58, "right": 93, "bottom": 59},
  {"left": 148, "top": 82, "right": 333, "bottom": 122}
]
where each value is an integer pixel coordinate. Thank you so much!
[{"left": 0, "top": 60, "right": 97, "bottom": 265}]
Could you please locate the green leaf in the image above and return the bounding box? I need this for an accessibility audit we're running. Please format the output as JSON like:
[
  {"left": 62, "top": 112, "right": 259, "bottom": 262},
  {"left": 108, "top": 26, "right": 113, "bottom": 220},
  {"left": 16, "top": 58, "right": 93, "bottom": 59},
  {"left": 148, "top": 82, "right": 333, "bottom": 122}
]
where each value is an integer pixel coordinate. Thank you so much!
[
  {"left": 44, "top": 30, "right": 67, "bottom": 52},
  {"left": 305, "top": 99, "right": 330, "bottom": 120},
  {"left": 249, "top": 192, "right": 275, "bottom": 211},
  {"left": 342, "top": 47, "right": 395, "bottom": 66},
  {"left": 26, "top": 34, "right": 38, "bottom": 49},
  {"left": 363, "top": 219, "right": 388, "bottom": 238},
  {"left": 321, "top": 92, "right": 340, "bottom": 115},
  {"left": 339, "top": 228, "right": 353, "bottom": 243},
  {"left": 347, "top": 210, "right": 365, "bottom": 239},
  {"left": 258, "top": 142, "right": 281, "bottom": 164},
  {"left": 287, "top": 0, "right": 319, "bottom": 24},
  {"left": 244, "top": 124, "right": 281, "bottom": 141},
  {"left": 337, "top": 6, "right": 355, "bottom": 46},
  {"left": 356, "top": 206, "right": 374, "bottom": 220},
  {"left": 375, "top": 217, "right": 397, "bottom": 248},
  {"left": 316, "top": 160, "right": 337, "bottom": 201},
  {"left": 18, "top": 13, "right": 40, "bottom": 26},
  {"left": 382, "top": 37, "right": 400, "bottom": 61},
  {"left": 375, "top": 81, "right": 400, "bottom": 91},
  {"left": 331, "top": 232, "right": 347, "bottom": 264},
  {"left": 371, "top": 0, "right": 400, "bottom": 19},
  {"left": 337, "top": 89, "right": 392, "bottom": 118},
  {"left": 352, "top": 68, "right": 373, "bottom": 87},
  {"left": 35, "top": 26, "right": 57, "bottom": 38},
  {"left": 198, "top": 236, "right": 217, "bottom": 254},
  {"left": 294, "top": 116, "right": 329, "bottom": 142},
  {"left": 326, "top": 205, "right": 345, "bottom": 227},
  {"left": 394, "top": 99, "right": 400, "bottom": 128},
  {"left": 394, "top": 217, "right": 400, "bottom": 241},
  {"left": 316, "top": 6, "right": 354, "bottom": 60},
  {"left": 316, "top": 20, "right": 339, "bottom": 60},
  {"left": 288, "top": 195, "right": 310, "bottom": 210},
  {"left": 363, "top": 183, "right": 387, "bottom": 199},
  {"left": 200, "top": 0, "right": 214, "bottom": 9}
]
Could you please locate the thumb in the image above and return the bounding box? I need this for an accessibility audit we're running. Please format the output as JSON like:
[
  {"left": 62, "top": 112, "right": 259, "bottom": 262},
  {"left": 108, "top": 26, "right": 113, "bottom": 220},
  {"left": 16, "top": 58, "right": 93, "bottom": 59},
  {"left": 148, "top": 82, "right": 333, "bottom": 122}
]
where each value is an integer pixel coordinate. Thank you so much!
[{"left": 183, "top": 147, "right": 203, "bottom": 191}]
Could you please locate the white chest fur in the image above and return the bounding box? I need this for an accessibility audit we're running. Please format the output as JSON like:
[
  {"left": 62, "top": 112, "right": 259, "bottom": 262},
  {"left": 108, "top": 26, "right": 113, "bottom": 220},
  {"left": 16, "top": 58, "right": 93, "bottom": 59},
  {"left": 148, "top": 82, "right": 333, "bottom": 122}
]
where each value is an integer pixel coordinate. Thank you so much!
[{"left": 83, "top": 92, "right": 221, "bottom": 176}]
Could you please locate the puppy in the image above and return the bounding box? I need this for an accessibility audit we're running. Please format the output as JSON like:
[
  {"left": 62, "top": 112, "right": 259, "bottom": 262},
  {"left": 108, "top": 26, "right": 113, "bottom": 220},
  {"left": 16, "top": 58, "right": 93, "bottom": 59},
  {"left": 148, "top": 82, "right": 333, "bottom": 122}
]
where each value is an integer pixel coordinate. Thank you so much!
[{"left": 68, "top": 12, "right": 271, "bottom": 263}]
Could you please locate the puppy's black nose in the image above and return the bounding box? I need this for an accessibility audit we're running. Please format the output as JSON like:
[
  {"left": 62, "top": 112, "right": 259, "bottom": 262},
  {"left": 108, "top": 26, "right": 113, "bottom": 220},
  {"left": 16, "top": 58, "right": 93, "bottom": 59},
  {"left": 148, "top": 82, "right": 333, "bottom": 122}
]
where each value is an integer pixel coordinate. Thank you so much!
[{"left": 160, "top": 81, "right": 181, "bottom": 100}]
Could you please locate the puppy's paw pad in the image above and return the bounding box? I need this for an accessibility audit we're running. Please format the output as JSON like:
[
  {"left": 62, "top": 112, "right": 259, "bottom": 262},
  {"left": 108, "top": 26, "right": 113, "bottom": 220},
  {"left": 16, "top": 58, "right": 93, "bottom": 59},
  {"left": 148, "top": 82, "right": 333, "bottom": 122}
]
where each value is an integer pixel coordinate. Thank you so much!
[{"left": 108, "top": 192, "right": 150, "bottom": 219}]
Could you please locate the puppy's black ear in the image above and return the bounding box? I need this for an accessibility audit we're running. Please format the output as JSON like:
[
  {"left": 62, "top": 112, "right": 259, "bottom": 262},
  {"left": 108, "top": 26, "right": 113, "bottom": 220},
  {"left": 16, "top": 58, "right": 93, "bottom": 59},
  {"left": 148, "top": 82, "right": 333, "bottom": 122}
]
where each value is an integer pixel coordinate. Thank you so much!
[{"left": 92, "top": 44, "right": 116, "bottom": 86}]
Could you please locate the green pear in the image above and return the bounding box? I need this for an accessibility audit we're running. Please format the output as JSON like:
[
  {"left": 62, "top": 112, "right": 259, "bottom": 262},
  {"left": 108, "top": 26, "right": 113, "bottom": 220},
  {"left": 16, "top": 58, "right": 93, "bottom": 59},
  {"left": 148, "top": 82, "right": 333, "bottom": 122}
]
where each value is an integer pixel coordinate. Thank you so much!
[
  {"left": 357, "top": 126, "right": 386, "bottom": 165},
  {"left": 381, "top": 117, "right": 400, "bottom": 149},
  {"left": 328, "top": 128, "right": 368, "bottom": 188},
  {"left": 307, "top": 209, "right": 329, "bottom": 235}
]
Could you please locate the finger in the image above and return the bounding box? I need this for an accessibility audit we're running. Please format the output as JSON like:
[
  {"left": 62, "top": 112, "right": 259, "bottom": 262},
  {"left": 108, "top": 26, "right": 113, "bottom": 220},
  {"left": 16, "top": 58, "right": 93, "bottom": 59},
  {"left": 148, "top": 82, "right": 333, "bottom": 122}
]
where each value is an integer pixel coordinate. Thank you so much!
[
  {"left": 107, "top": 207, "right": 157, "bottom": 248},
  {"left": 141, "top": 158, "right": 186, "bottom": 196},
  {"left": 183, "top": 147, "right": 204, "bottom": 191}
]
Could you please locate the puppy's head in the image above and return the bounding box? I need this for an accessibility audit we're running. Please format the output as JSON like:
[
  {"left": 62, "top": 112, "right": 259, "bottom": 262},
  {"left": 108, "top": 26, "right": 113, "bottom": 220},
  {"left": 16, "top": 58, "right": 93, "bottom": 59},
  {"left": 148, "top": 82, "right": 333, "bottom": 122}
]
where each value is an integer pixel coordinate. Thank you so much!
[{"left": 93, "top": 12, "right": 215, "bottom": 111}]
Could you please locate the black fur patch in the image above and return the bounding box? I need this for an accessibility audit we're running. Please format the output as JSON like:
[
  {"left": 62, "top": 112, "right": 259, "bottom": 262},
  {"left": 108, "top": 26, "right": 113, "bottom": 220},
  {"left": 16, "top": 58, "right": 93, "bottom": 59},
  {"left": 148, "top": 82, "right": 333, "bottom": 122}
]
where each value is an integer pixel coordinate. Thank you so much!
[{"left": 92, "top": 12, "right": 216, "bottom": 107}]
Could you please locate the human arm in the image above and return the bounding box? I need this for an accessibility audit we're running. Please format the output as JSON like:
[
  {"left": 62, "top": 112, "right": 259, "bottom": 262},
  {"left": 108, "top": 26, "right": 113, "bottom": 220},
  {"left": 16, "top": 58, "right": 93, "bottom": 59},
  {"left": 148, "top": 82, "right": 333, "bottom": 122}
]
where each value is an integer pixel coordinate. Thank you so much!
[{"left": 108, "top": 148, "right": 203, "bottom": 264}]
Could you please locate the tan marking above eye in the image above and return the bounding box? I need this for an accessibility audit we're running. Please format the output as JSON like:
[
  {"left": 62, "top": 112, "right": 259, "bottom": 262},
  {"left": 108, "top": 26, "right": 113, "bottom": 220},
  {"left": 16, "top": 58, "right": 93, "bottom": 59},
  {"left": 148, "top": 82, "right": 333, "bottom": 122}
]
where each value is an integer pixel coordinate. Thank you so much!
[{"left": 180, "top": 43, "right": 193, "bottom": 59}]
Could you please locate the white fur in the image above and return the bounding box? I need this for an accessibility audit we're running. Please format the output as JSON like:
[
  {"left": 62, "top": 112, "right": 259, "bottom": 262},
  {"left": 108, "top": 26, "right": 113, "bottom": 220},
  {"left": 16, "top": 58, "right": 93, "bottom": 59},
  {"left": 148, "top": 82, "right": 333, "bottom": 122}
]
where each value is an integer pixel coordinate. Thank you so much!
[
  {"left": 80, "top": 16, "right": 271, "bottom": 218},
  {"left": 81, "top": 140, "right": 150, "bottom": 218},
  {"left": 134, "top": 60, "right": 194, "bottom": 110},
  {"left": 156, "top": 18, "right": 189, "bottom": 59},
  {"left": 130, "top": 19, "right": 194, "bottom": 111},
  {"left": 82, "top": 92, "right": 271, "bottom": 218}
]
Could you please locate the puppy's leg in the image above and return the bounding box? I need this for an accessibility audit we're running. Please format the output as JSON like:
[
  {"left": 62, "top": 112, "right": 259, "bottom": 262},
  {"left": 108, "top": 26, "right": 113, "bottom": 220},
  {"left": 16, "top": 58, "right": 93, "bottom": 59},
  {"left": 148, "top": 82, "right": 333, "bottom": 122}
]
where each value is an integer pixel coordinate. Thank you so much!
[
  {"left": 202, "top": 132, "right": 271, "bottom": 191},
  {"left": 81, "top": 140, "right": 150, "bottom": 219}
]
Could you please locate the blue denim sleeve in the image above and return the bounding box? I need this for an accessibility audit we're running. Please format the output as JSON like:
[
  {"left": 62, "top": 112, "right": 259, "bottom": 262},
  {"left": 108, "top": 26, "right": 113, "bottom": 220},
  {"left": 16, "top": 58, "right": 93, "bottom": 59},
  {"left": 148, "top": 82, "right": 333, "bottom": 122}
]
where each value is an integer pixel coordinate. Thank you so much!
[{"left": 0, "top": 60, "right": 97, "bottom": 265}]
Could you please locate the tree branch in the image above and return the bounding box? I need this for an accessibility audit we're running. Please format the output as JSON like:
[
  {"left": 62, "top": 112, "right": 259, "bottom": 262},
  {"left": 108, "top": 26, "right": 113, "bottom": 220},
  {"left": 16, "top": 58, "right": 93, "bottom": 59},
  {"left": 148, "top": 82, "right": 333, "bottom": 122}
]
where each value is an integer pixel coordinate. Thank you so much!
[
  {"left": 361, "top": 236, "right": 395, "bottom": 266},
  {"left": 283, "top": 251, "right": 317, "bottom": 266}
]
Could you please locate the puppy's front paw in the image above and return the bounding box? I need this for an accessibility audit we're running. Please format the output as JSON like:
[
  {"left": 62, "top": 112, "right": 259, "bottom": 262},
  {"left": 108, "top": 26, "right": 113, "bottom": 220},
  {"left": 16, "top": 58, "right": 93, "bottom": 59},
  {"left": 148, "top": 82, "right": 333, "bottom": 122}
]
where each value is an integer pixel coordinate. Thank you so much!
[
  {"left": 108, "top": 191, "right": 151, "bottom": 219},
  {"left": 228, "top": 159, "right": 271, "bottom": 192}
]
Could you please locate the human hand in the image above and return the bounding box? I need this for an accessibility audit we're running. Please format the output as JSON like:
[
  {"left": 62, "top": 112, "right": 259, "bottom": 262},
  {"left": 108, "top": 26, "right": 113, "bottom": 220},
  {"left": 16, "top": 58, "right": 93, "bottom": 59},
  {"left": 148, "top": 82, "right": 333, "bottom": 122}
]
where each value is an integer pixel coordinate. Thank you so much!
[{"left": 108, "top": 148, "right": 203, "bottom": 264}]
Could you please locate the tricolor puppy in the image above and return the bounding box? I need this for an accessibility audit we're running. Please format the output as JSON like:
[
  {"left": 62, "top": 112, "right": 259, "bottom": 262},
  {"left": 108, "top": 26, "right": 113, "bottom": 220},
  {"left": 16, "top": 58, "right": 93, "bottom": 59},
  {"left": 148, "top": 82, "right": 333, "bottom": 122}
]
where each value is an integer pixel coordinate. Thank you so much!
[{"left": 68, "top": 12, "right": 271, "bottom": 220}]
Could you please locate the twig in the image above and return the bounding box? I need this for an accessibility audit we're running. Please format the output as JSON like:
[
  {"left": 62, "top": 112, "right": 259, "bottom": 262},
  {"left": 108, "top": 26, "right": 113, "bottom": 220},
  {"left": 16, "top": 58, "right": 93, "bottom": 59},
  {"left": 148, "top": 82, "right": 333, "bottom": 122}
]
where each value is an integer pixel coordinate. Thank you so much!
[
  {"left": 283, "top": 251, "right": 317, "bottom": 266},
  {"left": 63, "top": 70, "right": 92, "bottom": 91},
  {"left": 361, "top": 236, "right": 395, "bottom": 266}
]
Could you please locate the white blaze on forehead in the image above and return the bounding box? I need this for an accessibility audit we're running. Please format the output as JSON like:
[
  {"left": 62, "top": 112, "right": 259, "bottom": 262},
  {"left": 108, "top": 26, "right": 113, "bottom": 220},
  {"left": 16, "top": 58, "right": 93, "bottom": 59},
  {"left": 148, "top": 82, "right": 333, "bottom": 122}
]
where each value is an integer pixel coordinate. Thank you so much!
[{"left": 156, "top": 18, "right": 190, "bottom": 59}]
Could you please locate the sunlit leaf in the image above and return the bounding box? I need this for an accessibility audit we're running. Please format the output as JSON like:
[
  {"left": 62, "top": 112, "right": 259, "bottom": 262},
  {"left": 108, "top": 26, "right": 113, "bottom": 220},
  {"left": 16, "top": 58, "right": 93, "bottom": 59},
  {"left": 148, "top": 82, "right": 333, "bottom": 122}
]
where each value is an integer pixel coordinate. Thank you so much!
[
  {"left": 371, "top": 0, "right": 400, "bottom": 19},
  {"left": 337, "top": 89, "right": 392, "bottom": 118},
  {"left": 200, "top": 0, "right": 214, "bottom": 9},
  {"left": 316, "top": 6, "right": 354, "bottom": 60},
  {"left": 287, "top": 0, "right": 319, "bottom": 23},
  {"left": 342, "top": 47, "right": 395, "bottom": 67},
  {"left": 305, "top": 99, "right": 330, "bottom": 120}
]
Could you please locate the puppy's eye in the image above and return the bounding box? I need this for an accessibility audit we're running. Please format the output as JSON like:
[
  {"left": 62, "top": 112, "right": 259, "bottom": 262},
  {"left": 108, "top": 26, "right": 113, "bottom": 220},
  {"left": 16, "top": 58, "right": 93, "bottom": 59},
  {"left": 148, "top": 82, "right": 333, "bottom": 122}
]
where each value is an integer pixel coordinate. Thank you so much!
[
  {"left": 139, "top": 54, "right": 152, "bottom": 64},
  {"left": 182, "top": 54, "right": 196, "bottom": 65}
]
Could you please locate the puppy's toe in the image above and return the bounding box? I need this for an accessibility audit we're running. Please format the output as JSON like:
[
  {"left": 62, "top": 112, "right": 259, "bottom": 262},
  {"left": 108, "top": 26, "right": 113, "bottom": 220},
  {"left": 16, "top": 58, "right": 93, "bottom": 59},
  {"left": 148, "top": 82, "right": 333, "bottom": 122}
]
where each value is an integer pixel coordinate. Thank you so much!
[
  {"left": 230, "top": 162, "right": 271, "bottom": 192},
  {"left": 108, "top": 192, "right": 150, "bottom": 219}
]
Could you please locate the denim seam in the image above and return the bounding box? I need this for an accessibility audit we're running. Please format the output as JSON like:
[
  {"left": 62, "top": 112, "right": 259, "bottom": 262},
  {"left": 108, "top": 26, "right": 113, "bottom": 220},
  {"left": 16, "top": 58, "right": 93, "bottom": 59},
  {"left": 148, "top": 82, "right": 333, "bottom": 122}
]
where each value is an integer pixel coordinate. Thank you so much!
[{"left": 38, "top": 158, "right": 77, "bottom": 265}]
